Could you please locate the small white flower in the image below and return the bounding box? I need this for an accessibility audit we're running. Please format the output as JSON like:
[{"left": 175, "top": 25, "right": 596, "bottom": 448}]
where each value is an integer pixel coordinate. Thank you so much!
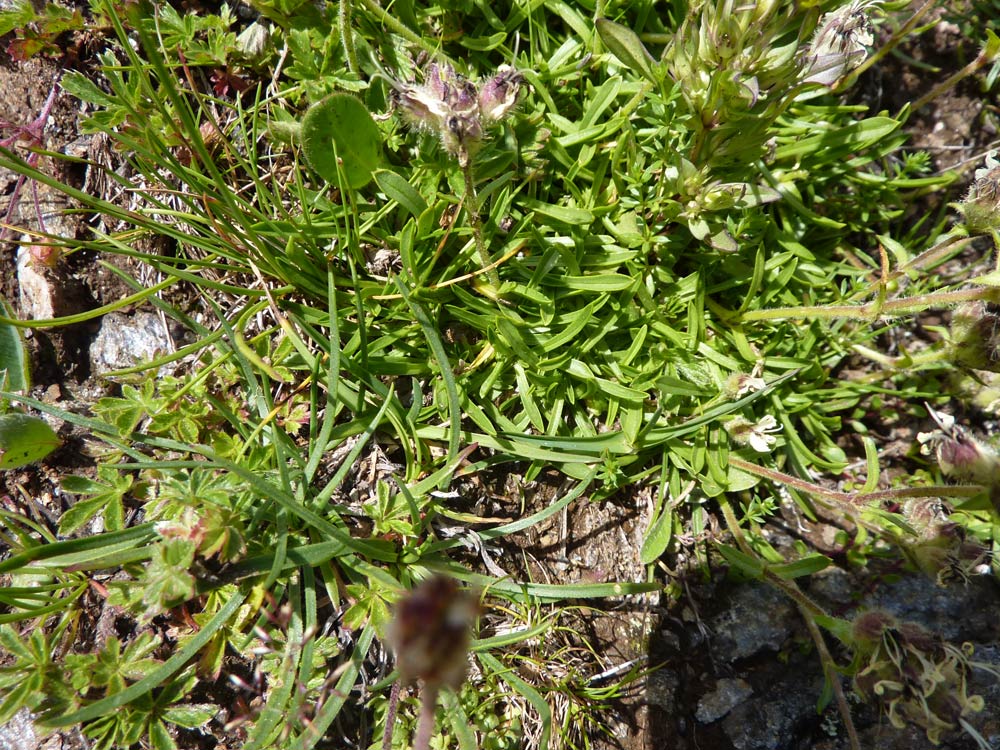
[
  {"left": 726, "top": 415, "right": 781, "bottom": 453},
  {"left": 732, "top": 373, "right": 767, "bottom": 398},
  {"left": 748, "top": 415, "right": 781, "bottom": 452}
]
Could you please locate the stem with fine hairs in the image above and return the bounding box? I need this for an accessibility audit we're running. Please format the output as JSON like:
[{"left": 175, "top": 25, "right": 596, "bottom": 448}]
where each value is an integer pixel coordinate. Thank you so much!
[
  {"left": 381, "top": 681, "right": 401, "bottom": 750},
  {"left": 414, "top": 684, "right": 440, "bottom": 750},
  {"left": 461, "top": 159, "right": 501, "bottom": 288}
]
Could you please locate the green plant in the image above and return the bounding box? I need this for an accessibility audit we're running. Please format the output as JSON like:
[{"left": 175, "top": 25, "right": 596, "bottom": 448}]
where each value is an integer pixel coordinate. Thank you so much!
[
  {"left": 0, "top": 1, "right": 85, "bottom": 61},
  {"left": 1, "top": 0, "right": 1000, "bottom": 747}
]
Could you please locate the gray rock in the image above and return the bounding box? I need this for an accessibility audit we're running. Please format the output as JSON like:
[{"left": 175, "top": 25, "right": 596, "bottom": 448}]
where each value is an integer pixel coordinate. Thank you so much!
[
  {"left": 696, "top": 677, "right": 753, "bottom": 723},
  {"left": 90, "top": 311, "right": 174, "bottom": 375},
  {"left": 863, "top": 574, "right": 1000, "bottom": 643},
  {"left": 647, "top": 669, "right": 680, "bottom": 711},
  {"left": 721, "top": 670, "right": 822, "bottom": 750},
  {"left": 0, "top": 708, "right": 36, "bottom": 750},
  {"left": 708, "top": 583, "right": 795, "bottom": 661},
  {"left": 808, "top": 566, "right": 855, "bottom": 609}
]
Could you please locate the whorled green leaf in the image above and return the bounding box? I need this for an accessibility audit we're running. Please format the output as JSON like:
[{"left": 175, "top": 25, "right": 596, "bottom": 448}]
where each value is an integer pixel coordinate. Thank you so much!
[
  {"left": 301, "top": 94, "right": 381, "bottom": 190},
  {"left": 0, "top": 413, "right": 59, "bottom": 469}
]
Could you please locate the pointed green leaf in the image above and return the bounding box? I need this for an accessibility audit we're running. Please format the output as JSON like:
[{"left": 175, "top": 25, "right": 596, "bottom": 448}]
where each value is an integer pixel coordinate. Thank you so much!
[
  {"left": 0, "top": 300, "right": 29, "bottom": 393},
  {"left": 716, "top": 543, "right": 764, "bottom": 578},
  {"left": 639, "top": 506, "right": 674, "bottom": 564},
  {"left": 374, "top": 169, "right": 427, "bottom": 218},
  {"left": 767, "top": 554, "right": 832, "bottom": 579},
  {"left": 596, "top": 18, "right": 658, "bottom": 83}
]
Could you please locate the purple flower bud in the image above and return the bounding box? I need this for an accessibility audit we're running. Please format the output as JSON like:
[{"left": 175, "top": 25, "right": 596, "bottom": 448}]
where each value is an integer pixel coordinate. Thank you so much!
[
  {"left": 391, "top": 62, "right": 524, "bottom": 163},
  {"left": 478, "top": 65, "right": 524, "bottom": 122},
  {"left": 424, "top": 63, "right": 451, "bottom": 101},
  {"left": 917, "top": 406, "right": 1000, "bottom": 485}
]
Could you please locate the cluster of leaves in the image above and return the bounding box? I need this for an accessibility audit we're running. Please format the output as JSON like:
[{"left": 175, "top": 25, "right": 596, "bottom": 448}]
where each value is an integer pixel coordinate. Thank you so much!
[
  {"left": 2, "top": 0, "right": 1000, "bottom": 747},
  {"left": 0, "top": 1, "right": 85, "bottom": 62}
]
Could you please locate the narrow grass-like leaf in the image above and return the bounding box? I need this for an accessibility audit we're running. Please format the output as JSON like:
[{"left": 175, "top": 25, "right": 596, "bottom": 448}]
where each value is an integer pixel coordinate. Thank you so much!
[
  {"left": 394, "top": 276, "right": 461, "bottom": 477},
  {"left": 291, "top": 624, "right": 375, "bottom": 750},
  {"left": 442, "top": 688, "right": 478, "bottom": 750},
  {"left": 478, "top": 467, "right": 597, "bottom": 540},
  {"left": 0, "top": 524, "right": 156, "bottom": 575},
  {"left": 479, "top": 652, "right": 551, "bottom": 750}
]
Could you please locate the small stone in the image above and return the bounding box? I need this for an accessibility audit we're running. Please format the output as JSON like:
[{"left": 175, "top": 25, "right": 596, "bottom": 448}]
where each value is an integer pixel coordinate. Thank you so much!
[
  {"left": 17, "top": 244, "right": 58, "bottom": 321},
  {"left": 90, "top": 311, "right": 174, "bottom": 375},
  {"left": 696, "top": 677, "right": 753, "bottom": 723},
  {"left": 646, "top": 669, "right": 680, "bottom": 711},
  {"left": 0, "top": 708, "right": 38, "bottom": 750}
]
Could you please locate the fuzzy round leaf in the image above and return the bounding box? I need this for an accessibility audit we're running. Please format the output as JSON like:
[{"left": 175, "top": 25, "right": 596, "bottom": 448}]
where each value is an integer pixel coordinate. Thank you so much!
[
  {"left": 301, "top": 94, "right": 381, "bottom": 190},
  {"left": 0, "top": 413, "right": 59, "bottom": 469}
]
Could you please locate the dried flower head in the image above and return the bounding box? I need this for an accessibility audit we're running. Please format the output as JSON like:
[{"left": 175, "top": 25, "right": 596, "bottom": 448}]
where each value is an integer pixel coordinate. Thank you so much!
[
  {"left": 235, "top": 21, "right": 270, "bottom": 61},
  {"left": 800, "top": 1, "right": 878, "bottom": 86},
  {"left": 724, "top": 371, "right": 767, "bottom": 399},
  {"left": 902, "top": 500, "right": 991, "bottom": 585},
  {"left": 392, "top": 62, "right": 523, "bottom": 166},
  {"left": 385, "top": 575, "right": 478, "bottom": 690},
  {"left": 958, "top": 151, "right": 1000, "bottom": 235},
  {"left": 948, "top": 301, "right": 1000, "bottom": 372},
  {"left": 916, "top": 405, "right": 1000, "bottom": 486},
  {"left": 850, "top": 612, "right": 988, "bottom": 744}
]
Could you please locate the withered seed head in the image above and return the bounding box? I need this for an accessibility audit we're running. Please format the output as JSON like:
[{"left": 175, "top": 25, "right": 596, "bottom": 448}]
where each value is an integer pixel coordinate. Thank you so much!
[{"left": 385, "top": 575, "right": 478, "bottom": 689}]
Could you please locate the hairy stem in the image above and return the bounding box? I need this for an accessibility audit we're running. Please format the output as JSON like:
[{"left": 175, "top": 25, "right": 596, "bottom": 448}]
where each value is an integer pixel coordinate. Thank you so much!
[
  {"left": 911, "top": 32, "right": 1000, "bottom": 113},
  {"left": 739, "top": 286, "right": 997, "bottom": 323},
  {"left": 800, "top": 604, "right": 861, "bottom": 750},
  {"left": 381, "top": 681, "right": 401, "bottom": 750},
  {"left": 339, "top": 0, "right": 359, "bottom": 75},
  {"left": 462, "top": 160, "right": 501, "bottom": 288},
  {"left": 727, "top": 455, "right": 985, "bottom": 507},
  {"left": 414, "top": 684, "right": 440, "bottom": 750}
]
